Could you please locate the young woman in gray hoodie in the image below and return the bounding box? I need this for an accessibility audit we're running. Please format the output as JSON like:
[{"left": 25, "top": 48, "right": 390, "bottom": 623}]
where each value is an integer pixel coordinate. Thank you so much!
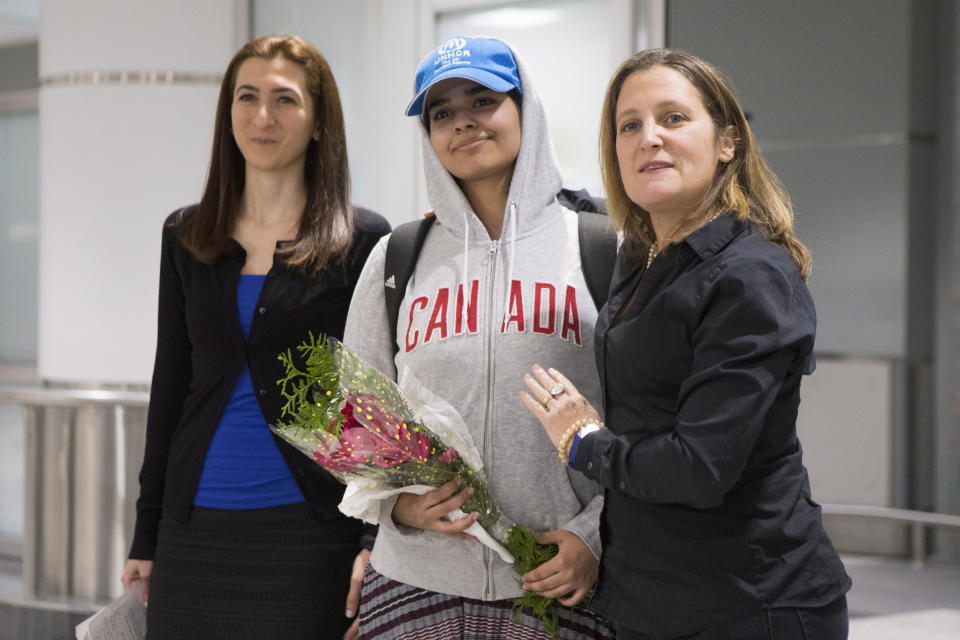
[{"left": 342, "top": 36, "right": 613, "bottom": 640}]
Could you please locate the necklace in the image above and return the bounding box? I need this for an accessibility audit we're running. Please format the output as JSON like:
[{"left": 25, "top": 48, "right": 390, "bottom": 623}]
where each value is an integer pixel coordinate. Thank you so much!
[
  {"left": 645, "top": 211, "right": 724, "bottom": 270},
  {"left": 645, "top": 243, "right": 657, "bottom": 269}
]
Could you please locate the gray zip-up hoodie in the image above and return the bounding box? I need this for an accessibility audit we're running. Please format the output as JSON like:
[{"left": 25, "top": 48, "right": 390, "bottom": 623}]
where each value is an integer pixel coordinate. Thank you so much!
[{"left": 343, "top": 50, "right": 603, "bottom": 601}]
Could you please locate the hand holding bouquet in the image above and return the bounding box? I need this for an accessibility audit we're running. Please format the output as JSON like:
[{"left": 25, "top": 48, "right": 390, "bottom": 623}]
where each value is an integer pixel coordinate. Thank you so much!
[{"left": 273, "top": 334, "right": 564, "bottom": 633}]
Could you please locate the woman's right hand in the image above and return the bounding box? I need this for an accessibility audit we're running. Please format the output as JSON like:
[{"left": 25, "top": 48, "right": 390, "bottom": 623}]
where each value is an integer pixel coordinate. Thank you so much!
[
  {"left": 391, "top": 479, "right": 480, "bottom": 541},
  {"left": 121, "top": 559, "right": 153, "bottom": 603}
]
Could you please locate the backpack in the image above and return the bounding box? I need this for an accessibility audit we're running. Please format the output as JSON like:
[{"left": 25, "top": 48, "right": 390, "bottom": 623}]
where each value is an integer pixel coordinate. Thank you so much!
[{"left": 384, "top": 188, "right": 617, "bottom": 355}]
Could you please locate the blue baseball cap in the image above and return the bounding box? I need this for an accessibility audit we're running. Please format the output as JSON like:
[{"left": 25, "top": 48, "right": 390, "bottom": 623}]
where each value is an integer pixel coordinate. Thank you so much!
[{"left": 405, "top": 36, "right": 522, "bottom": 117}]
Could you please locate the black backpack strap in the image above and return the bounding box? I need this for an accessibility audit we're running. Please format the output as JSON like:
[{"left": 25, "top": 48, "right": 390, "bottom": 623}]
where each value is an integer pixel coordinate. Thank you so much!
[
  {"left": 578, "top": 211, "right": 617, "bottom": 310},
  {"left": 558, "top": 187, "right": 607, "bottom": 215},
  {"left": 385, "top": 215, "right": 436, "bottom": 355}
]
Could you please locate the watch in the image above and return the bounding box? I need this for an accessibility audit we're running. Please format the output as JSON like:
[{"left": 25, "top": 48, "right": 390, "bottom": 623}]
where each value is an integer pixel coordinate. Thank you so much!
[{"left": 578, "top": 423, "right": 603, "bottom": 438}]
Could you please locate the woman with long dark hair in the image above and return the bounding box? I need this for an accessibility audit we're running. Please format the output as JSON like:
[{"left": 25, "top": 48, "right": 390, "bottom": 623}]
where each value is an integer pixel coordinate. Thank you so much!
[
  {"left": 343, "top": 36, "right": 614, "bottom": 640},
  {"left": 121, "top": 35, "right": 389, "bottom": 639},
  {"left": 522, "top": 49, "right": 851, "bottom": 639}
]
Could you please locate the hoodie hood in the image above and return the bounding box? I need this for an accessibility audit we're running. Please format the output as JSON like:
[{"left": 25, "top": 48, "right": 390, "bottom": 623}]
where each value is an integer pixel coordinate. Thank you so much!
[{"left": 419, "top": 43, "right": 564, "bottom": 241}]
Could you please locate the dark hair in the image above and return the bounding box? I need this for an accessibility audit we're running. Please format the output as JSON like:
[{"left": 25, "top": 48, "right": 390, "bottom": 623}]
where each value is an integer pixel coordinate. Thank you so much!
[
  {"left": 178, "top": 34, "right": 353, "bottom": 272},
  {"left": 421, "top": 88, "right": 522, "bottom": 131},
  {"left": 599, "top": 49, "right": 812, "bottom": 279}
]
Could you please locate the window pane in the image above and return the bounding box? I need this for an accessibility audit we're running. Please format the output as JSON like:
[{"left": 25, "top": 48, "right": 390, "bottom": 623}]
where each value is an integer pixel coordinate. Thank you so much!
[
  {"left": 0, "top": 407, "right": 24, "bottom": 544},
  {"left": 0, "top": 111, "right": 39, "bottom": 364},
  {"left": 436, "top": 0, "right": 616, "bottom": 195}
]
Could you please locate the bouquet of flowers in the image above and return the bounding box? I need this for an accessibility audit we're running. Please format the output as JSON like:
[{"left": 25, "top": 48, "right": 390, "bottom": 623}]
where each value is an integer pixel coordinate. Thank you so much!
[{"left": 273, "top": 334, "right": 562, "bottom": 633}]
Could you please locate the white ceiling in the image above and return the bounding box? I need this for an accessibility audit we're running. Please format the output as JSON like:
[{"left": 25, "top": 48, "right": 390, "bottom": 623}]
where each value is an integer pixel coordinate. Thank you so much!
[{"left": 0, "top": 0, "right": 39, "bottom": 46}]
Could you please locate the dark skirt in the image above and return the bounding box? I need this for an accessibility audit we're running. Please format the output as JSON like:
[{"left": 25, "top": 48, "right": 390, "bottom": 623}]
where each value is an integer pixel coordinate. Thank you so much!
[
  {"left": 358, "top": 566, "right": 615, "bottom": 640},
  {"left": 147, "top": 502, "right": 361, "bottom": 640}
]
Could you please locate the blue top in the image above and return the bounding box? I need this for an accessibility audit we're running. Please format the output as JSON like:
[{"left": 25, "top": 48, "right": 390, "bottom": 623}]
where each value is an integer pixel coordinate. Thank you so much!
[
  {"left": 568, "top": 431, "right": 584, "bottom": 467},
  {"left": 194, "top": 274, "right": 305, "bottom": 509}
]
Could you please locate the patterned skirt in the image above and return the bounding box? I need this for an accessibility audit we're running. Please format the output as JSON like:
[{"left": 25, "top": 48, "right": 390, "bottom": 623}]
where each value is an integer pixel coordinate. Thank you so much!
[
  {"left": 358, "top": 566, "right": 615, "bottom": 640},
  {"left": 146, "top": 503, "right": 361, "bottom": 640}
]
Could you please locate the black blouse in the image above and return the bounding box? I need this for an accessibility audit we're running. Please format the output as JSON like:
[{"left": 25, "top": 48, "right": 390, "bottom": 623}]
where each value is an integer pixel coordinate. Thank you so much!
[
  {"left": 129, "top": 206, "right": 391, "bottom": 560},
  {"left": 574, "top": 213, "right": 850, "bottom": 636}
]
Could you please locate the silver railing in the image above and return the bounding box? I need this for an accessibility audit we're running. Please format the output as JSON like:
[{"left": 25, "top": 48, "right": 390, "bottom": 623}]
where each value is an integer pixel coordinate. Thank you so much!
[
  {"left": 0, "top": 384, "right": 149, "bottom": 605},
  {"left": 821, "top": 503, "right": 960, "bottom": 568}
]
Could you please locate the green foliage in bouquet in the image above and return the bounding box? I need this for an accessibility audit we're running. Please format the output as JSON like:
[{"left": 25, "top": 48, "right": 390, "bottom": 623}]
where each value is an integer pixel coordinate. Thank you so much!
[
  {"left": 277, "top": 333, "right": 345, "bottom": 435},
  {"left": 506, "top": 526, "right": 561, "bottom": 632}
]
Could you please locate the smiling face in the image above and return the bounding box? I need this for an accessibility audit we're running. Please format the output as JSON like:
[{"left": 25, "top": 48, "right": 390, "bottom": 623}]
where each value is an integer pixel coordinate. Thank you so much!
[
  {"left": 425, "top": 78, "right": 522, "bottom": 186},
  {"left": 614, "top": 65, "right": 734, "bottom": 227},
  {"left": 230, "top": 56, "right": 317, "bottom": 176}
]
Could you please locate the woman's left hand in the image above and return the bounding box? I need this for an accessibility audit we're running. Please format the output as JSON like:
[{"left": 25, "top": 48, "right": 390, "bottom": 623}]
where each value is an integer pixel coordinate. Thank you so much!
[
  {"left": 343, "top": 548, "right": 371, "bottom": 640},
  {"left": 520, "top": 529, "right": 597, "bottom": 606},
  {"left": 520, "top": 365, "right": 601, "bottom": 450}
]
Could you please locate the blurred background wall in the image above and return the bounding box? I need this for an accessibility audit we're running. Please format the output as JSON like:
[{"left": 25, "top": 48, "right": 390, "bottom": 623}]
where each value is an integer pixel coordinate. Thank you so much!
[{"left": 0, "top": 0, "right": 958, "bottom": 632}]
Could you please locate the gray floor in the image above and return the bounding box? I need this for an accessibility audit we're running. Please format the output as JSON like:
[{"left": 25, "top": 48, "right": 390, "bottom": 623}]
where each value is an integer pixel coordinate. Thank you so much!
[
  {"left": 844, "top": 554, "right": 960, "bottom": 639},
  {"left": 0, "top": 555, "right": 960, "bottom": 640},
  {"left": 0, "top": 553, "right": 958, "bottom": 638}
]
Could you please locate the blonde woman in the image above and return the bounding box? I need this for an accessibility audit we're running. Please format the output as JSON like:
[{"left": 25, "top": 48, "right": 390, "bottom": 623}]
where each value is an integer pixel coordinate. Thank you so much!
[{"left": 523, "top": 49, "right": 851, "bottom": 639}]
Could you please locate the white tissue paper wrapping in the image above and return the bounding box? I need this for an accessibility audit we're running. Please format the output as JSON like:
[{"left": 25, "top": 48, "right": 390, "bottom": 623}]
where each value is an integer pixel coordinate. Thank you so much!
[{"left": 338, "top": 367, "right": 514, "bottom": 563}]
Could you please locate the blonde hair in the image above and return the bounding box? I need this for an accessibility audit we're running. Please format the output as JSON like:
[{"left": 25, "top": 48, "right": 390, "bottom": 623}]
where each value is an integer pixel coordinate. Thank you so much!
[{"left": 599, "top": 49, "right": 812, "bottom": 279}]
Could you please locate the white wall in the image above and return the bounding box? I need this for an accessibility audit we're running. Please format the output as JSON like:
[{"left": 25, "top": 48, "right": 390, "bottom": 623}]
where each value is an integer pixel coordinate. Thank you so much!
[
  {"left": 37, "top": 0, "right": 247, "bottom": 384},
  {"left": 253, "top": 0, "right": 380, "bottom": 213}
]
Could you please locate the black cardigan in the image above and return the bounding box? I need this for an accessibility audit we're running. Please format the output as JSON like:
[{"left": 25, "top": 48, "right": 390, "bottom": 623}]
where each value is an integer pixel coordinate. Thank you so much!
[
  {"left": 129, "top": 206, "right": 391, "bottom": 560},
  {"left": 574, "top": 214, "right": 850, "bottom": 636}
]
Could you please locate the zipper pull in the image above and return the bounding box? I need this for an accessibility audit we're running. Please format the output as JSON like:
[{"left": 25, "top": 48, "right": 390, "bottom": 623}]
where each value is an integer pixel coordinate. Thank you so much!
[{"left": 488, "top": 239, "right": 500, "bottom": 255}]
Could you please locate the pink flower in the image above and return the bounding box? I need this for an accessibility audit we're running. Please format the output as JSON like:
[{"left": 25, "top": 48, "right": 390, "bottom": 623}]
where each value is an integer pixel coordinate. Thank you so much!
[
  {"left": 311, "top": 393, "right": 441, "bottom": 472},
  {"left": 339, "top": 402, "right": 361, "bottom": 430},
  {"left": 313, "top": 420, "right": 414, "bottom": 471},
  {"left": 313, "top": 445, "right": 361, "bottom": 472},
  {"left": 394, "top": 426, "right": 431, "bottom": 463},
  {"left": 340, "top": 427, "right": 399, "bottom": 463},
  {"left": 369, "top": 451, "right": 409, "bottom": 468},
  {"left": 438, "top": 447, "right": 459, "bottom": 464},
  {"left": 346, "top": 393, "right": 406, "bottom": 438}
]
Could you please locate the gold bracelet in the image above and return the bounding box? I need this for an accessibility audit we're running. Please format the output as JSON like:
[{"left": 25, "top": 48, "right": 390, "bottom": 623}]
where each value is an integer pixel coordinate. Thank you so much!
[{"left": 557, "top": 417, "right": 605, "bottom": 465}]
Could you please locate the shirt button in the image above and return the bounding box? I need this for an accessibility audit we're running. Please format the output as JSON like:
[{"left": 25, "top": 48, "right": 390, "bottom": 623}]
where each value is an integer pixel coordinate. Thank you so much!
[
  {"left": 586, "top": 461, "right": 593, "bottom": 471},
  {"left": 619, "top": 481, "right": 626, "bottom": 490},
  {"left": 258, "top": 389, "right": 267, "bottom": 397},
  {"left": 258, "top": 306, "right": 267, "bottom": 315}
]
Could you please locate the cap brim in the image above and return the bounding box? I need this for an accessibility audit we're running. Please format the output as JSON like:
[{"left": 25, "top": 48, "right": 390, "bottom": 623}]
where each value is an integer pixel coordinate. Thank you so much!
[{"left": 404, "top": 68, "right": 517, "bottom": 117}]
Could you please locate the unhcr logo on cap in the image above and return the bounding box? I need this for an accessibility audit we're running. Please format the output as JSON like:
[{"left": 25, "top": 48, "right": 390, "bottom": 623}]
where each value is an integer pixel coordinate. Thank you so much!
[
  {"left": 435, "top": 38, "right": 471, "bottom": 70},
  {"left": 437, "top": 38, "right": 466, "bottom": 54}
]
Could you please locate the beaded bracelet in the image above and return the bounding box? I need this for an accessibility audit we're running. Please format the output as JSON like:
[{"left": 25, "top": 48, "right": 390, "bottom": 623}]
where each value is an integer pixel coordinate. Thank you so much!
[{"left": 557, "top": 417, "right": 605, "bottom": 465}]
